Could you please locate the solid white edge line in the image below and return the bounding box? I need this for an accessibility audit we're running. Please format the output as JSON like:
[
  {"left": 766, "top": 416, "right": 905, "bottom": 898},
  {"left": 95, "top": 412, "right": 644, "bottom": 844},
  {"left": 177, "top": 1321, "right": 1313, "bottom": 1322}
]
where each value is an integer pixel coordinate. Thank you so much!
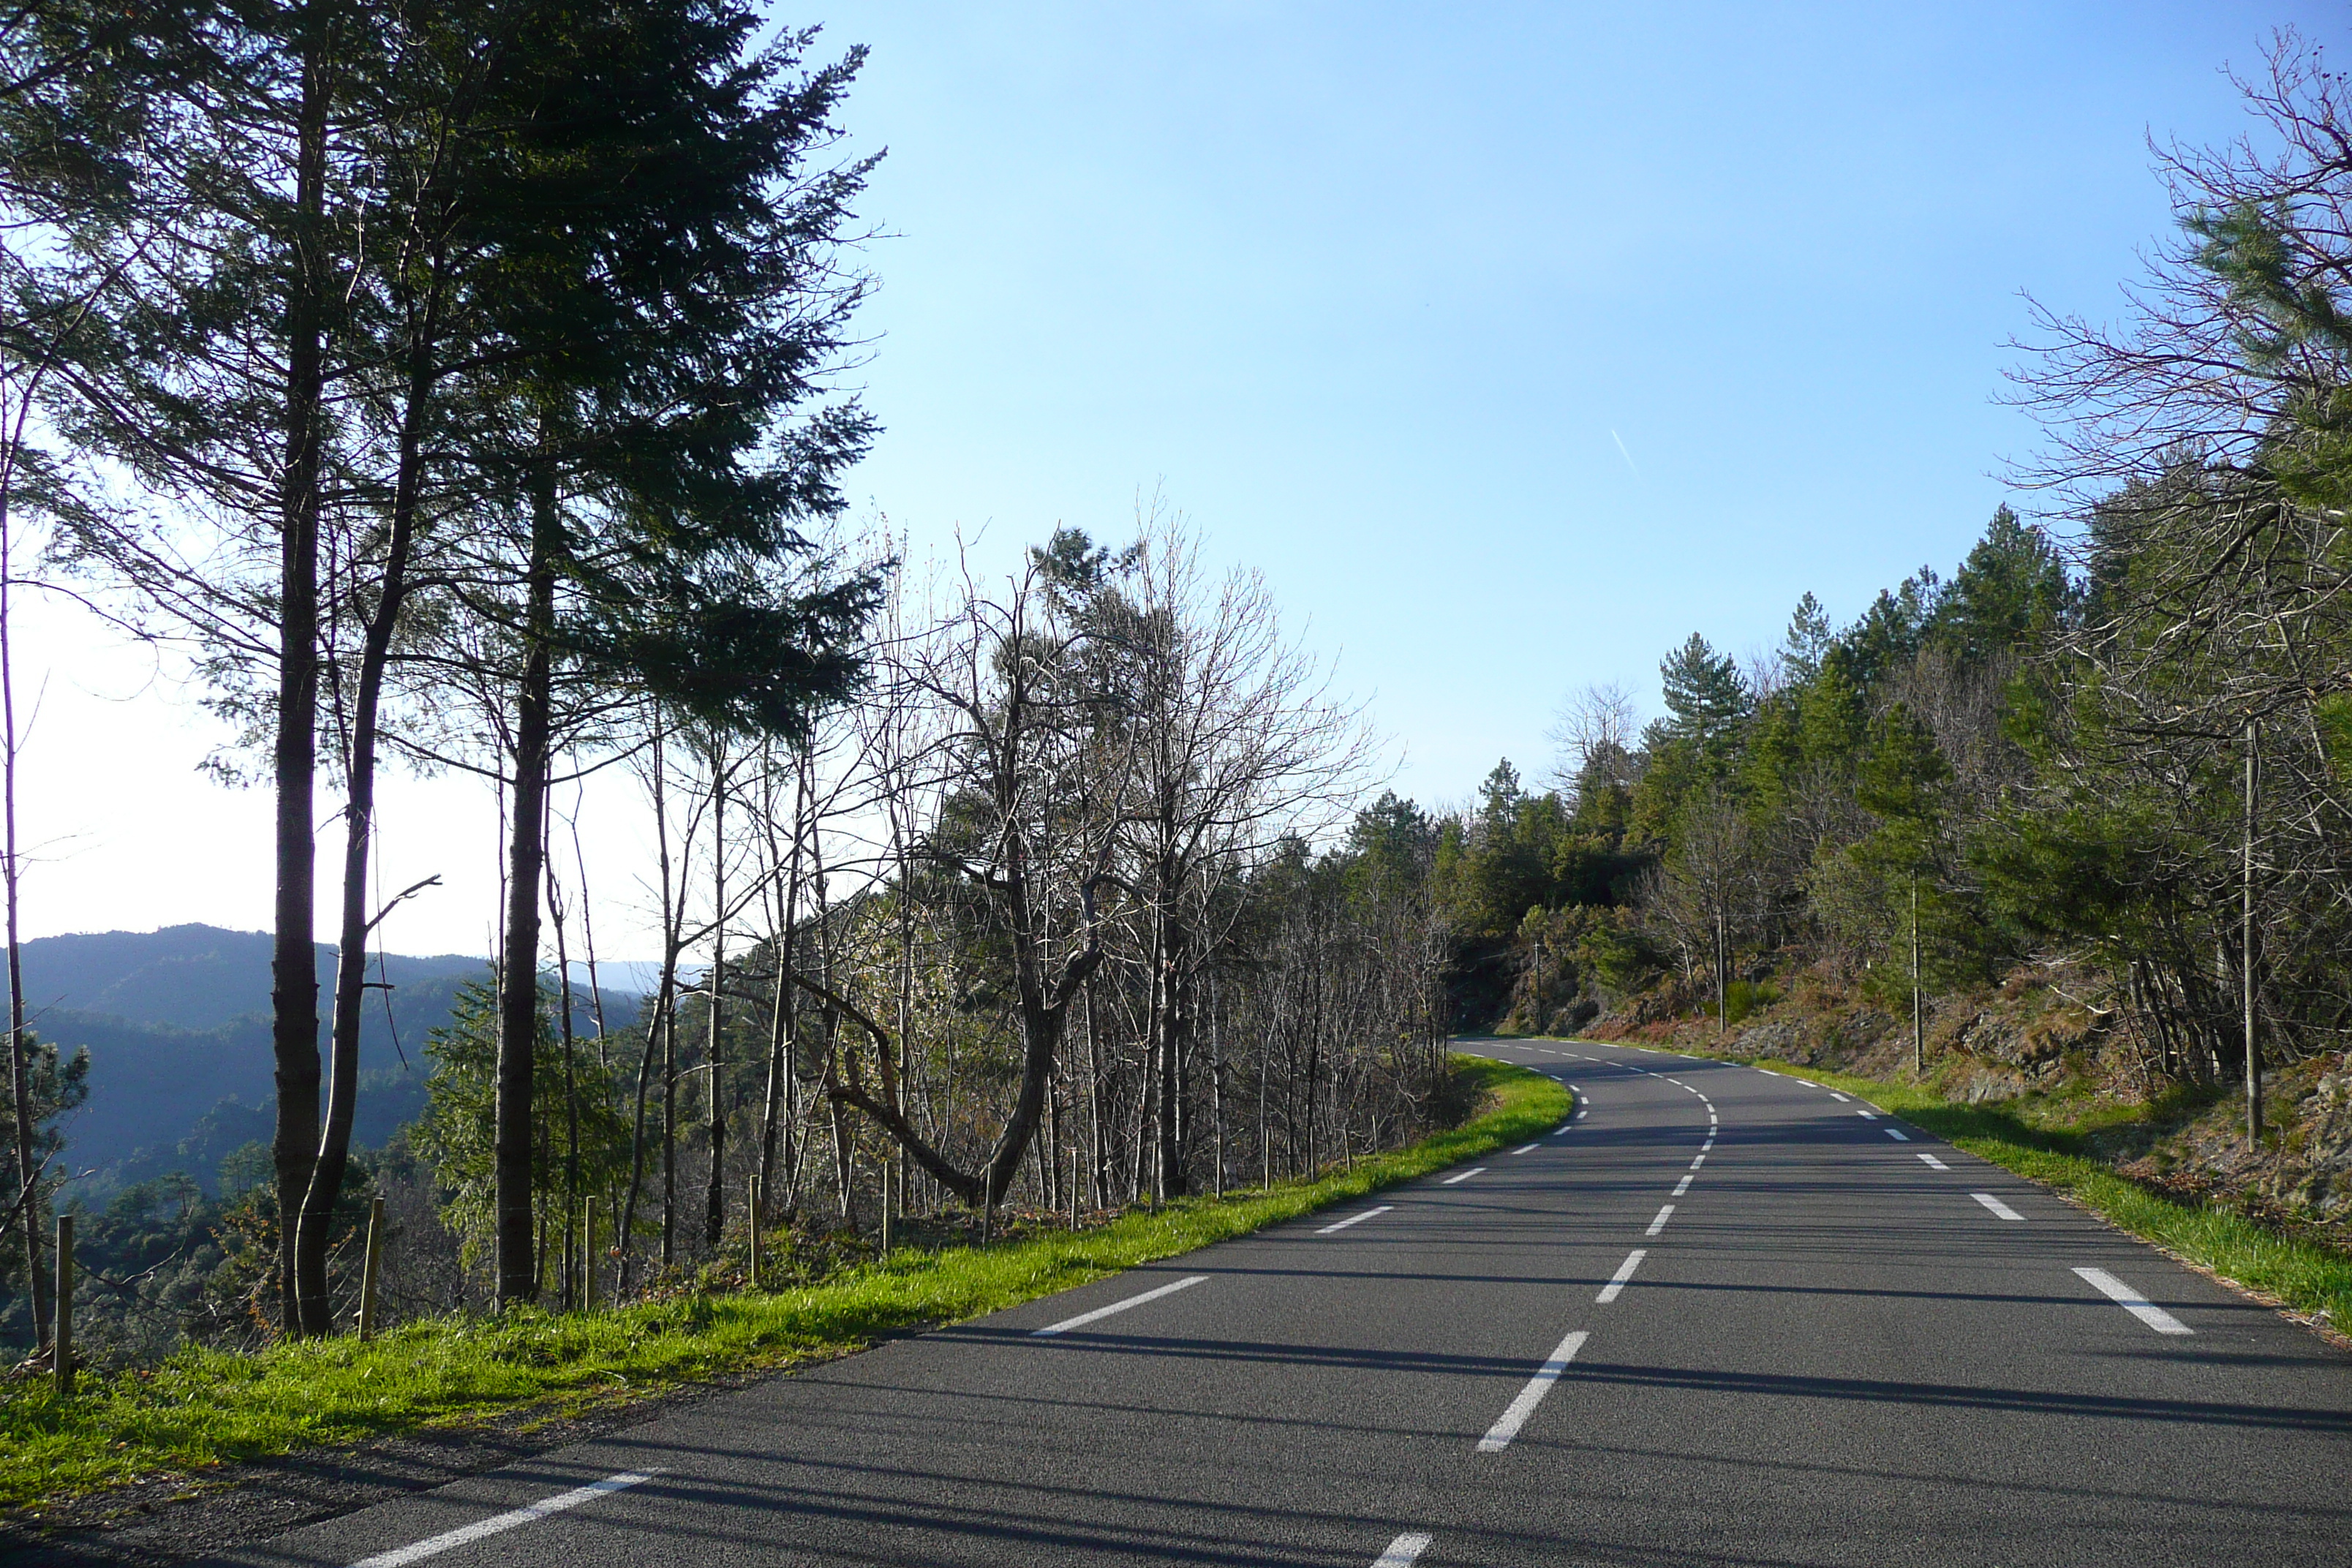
[
  {"left": 2073, "top": 1266, "right": 2193, "bottom": 1335},
  {"left": 1971, "top": 1191, "right": 2025, "bottom": 1221},
  {"left": 1032, "top": 1274, "right": 1208, "bottom": 1335},
  {"left": 1885, "top": 1128, "right": 1910, "bottom": 1141},
  {"left": 1441, "top": 1166, "right": 1488, "bottom": 1185},
  {"left": 1646, "top": 1203, "right": 1675, "bottom": 1236},
  {"left": 1477, "top": 1329, "right": 1591, "bottom": 1451},
  {"left": 1316, "top": 1205, "right": 1394, "bottom": 1235},
  {"left": 349, "top": 1471, "right": 659, "bottom": 1568},
  {"left": 1373, "top": 1531, "right": 1435, "bottom": 1566},
  {"left": 1918, "top": 1153, "right": 1950, "bottom": 1171},
  {"left": 1595, "top": 1248, "right": 1646, "bottom": 1303}
]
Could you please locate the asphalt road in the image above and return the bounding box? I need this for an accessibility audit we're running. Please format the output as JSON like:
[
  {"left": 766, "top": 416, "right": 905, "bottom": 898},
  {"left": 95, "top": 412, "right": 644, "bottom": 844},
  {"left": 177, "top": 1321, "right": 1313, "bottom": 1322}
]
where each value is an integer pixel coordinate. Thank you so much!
[{"left": 197, "top": 1040, "right": 2352, "bottom": 1567}]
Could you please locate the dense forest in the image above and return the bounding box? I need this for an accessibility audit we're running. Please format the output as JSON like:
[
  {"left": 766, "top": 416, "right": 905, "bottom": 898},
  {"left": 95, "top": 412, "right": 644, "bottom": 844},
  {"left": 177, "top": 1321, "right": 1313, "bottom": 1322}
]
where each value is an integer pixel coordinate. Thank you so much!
[
  {"left": 0, "top": 1, "right": 1454, "bottom": 1363},
  {"left": 1436, "top": 39, "right": 2352, "bottom": 1201}
]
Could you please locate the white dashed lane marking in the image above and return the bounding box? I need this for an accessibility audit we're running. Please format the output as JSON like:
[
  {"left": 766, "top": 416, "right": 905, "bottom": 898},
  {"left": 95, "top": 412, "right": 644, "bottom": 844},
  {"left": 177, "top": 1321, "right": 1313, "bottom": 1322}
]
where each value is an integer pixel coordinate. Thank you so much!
[
  {"left": 1918, "top": 1153, "right": 1950, "bottom": 1171},
  {"left": 1596, "top": 1248, "right": 1647, "bottom": 1303},
  {"left": 1033, "top": 1275, "right": 1207, "bottom": 1336},
  {"left": 347, "top": 1471, "right": 660, "bottom": 1568},
  {"left": 1477, "top": 1330, "right": 1590, "bottom": 1452},
  {"left": 2073, "top": 1267, "right": 2193, "bottom": 1335},
  {"left": 1371, "top": 1531, "right": 1433, "bottom": 1567},
  {"left": 1441, "top": 1167, "right": 1487, "bottom": 1186},
  {"left": 1646, "top": 1204, "right": 1676, "bottom": 1236},
  {"left": 1971, "top": 1192, "right": 2026, "bottom": 1221},
  {"left": 1885, "top": 1128, "right": 1910, "bottom": 1141},
  {"left": 1316, "top": 1205, "right": 1393, "bottom": 1235}
]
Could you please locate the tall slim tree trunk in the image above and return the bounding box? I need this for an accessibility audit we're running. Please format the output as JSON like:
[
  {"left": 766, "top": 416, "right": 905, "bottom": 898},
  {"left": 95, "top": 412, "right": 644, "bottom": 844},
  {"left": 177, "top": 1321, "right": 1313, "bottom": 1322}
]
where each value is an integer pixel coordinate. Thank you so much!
[
  {"left": 1, "top": 374, "right": 48, "bottom": 1352},
  {"left": 758, "top": 753, "right": 802, "bottom": 1203},
  {"left": 494, "top": 466, "right": 558, "bottom": 1309},
  {"left": 551, "top": 843, "right": 580, "bottom": 1310},
  {"left": 295, "top": 285, "right": 437, "bottom": 1335},
  {"left": 661, "top": 1000, "right": 676, "bottom": 1267},
  {"left": 702, "top": 754, "right": 727, "bottom": 1250},
  {"left": 619, "top": 716, "right": 674, "bottom": 1293},
  {"left": 271, "top": 19, "right": 333, "bottom": 1335}
]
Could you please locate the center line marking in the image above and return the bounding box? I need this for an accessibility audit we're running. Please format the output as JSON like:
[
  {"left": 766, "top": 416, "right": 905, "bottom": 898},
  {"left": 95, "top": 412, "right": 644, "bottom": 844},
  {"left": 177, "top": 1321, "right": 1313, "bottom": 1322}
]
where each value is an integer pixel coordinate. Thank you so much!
[
  {"left": 1441, "top": 1166, "right": 1487, "bottom": 1185},
  {"left": 1514, "top": 1143, "right": 1539, "bottom": 1154},
  {"left": 1829, "top": 1092, "right": 1850, "bottom": 1102},
  {"left": 1918, "top": 1152, "right": 1950, "bottom": 1171},
  {"left": 1596, "top": 1248, "right": 1646, "bottom": 1303},
  {"left": 1477, "top": 1329, "right": 1590, "bottom": 1451},
  {"left": 2073, "top": 1266, "right": 2193, "bottom": 1335},
  {"left": 1316, "top": 1205, "right": 1393, "bottom": 1235},
  {"left": 1033, "top": 1275, "right": 1207, "bottom": 1335},
  {"left": 1673, "top": 1174, "right": 1693, "bottom": 1196},
  {"left": 349, "top": 1471, "right": 659, "bottom": 1568},
  {"left": 1885, "top": 1127, "right": 1910, "bottom": 1141},
  {"left": 1372, "top": 1532, "right": 1433, "bottom": 1567},
  {"left": 1646, "top": 1203, "right": 1675, "bottom": 1235},
  {"left": 1971, "top": 1192, "right": 2025, "bottom": 1221},
  {"left": 1857, "top": 1110, "right": 1879, "bottom": 1120},
  {"left": 1689, "top": 1153, "right": 1705, "bottom": 1169}
]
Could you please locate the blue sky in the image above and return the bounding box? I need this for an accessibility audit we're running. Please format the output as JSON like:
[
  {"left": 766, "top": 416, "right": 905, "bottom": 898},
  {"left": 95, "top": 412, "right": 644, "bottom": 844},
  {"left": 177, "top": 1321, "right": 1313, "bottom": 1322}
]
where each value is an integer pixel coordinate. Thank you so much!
[
  {"left": 807, "top": 0, "right": 2325, "bottom": 798},
  {"left": 18, "top": 1, "right": 2330, "bottom": 954}
]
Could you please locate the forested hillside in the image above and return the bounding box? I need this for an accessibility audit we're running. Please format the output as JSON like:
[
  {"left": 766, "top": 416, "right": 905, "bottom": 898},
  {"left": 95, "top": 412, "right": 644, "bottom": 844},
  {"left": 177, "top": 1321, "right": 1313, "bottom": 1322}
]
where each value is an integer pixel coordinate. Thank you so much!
[
  {"left": 18, "top": 927, "right": 502, "bottom": 1177},
  {"left": 1433, "top": 42, "right": 2352, "bottom": 1224}
]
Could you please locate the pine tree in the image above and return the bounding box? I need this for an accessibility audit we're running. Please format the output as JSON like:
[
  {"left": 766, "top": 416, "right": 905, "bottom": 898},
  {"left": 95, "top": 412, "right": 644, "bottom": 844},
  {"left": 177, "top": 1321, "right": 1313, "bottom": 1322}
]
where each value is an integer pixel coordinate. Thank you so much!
[{"left": 1659, "top": 633, "right": 1750, "bottom": 757}]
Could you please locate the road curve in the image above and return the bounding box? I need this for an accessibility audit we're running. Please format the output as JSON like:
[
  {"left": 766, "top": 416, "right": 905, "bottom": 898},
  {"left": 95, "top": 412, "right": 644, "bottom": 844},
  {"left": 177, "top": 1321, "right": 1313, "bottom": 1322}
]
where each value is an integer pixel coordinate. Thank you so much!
[{"left": 193, "top": 1039, "right": 2352, "bottom": 1567}]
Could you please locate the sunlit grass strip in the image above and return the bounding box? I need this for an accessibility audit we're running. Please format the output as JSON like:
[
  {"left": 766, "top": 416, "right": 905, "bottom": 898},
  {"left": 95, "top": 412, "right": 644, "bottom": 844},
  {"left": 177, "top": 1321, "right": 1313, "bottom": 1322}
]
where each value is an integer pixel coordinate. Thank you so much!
[
  {"left": 1712, "top": 1052, "right": 2352, "bottom": 1333},
  {"left": 0, "top": 1057, "right": 1567, "bottom": 1512}
]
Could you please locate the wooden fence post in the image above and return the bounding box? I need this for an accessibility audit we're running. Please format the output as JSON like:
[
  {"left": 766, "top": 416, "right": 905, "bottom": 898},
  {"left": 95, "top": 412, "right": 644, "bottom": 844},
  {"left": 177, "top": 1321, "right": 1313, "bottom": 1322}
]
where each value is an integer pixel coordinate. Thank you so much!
[
  {"left": 747, "top": 1175, "right": 762, "bottom": 1289},
  {"left": 582, "top": 1200, "right": 596, "bottom": 1312},
  {"left": 53, "top": 1213, "right": 72, "bottom": 1397},
  {"left": 357, "top": 1197, "right": 385, "bottom": 1341}
]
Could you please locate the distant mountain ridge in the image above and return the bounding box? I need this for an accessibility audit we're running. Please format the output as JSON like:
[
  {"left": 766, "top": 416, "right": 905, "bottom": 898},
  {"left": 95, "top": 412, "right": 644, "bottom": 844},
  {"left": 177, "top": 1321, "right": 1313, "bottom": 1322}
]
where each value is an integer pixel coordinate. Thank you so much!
[
  {"left": 18, "top": 922, "right": 487, "bottom": 1032},
  {"left": 16, "top": 924, "right": 636, "bottom": 1191}
]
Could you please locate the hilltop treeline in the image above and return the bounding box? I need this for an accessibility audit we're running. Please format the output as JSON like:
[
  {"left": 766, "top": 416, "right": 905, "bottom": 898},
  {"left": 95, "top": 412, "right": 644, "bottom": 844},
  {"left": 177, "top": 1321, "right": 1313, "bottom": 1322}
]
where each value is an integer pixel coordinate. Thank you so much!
[{"left": 1443, "top": 38, "right": 2352, "bottom": 1128}]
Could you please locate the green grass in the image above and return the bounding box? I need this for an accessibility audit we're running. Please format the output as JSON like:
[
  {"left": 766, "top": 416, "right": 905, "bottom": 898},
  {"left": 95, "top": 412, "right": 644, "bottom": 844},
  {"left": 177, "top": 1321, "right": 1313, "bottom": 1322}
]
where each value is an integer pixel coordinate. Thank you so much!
[
  {"left": 0, "top": 1057, "right": 1568, "bottom": 1512},
  {"left": 1702, "top": 1051, "right": 2352, "bottom": 1333}
]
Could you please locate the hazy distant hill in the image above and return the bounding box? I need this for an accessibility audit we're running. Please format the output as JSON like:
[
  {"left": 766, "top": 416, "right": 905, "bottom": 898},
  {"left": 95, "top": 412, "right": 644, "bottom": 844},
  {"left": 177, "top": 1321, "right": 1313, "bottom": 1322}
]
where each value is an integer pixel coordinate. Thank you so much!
[
  {"left": 18, "top": 923, "right": 491, "bottom": 1031},
  {"left": 18, "top": 924, "right": 636, "bottom": 1191}
]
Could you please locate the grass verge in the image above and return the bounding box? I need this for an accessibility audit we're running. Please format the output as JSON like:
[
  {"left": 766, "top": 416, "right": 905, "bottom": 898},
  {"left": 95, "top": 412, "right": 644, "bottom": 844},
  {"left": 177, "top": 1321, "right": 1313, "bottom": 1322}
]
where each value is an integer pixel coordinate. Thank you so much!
[
  {"left": 0, "top": 1056, "right": 1567, "bottom": 1512},
  {"left": 1689, "top": 1049, "right": 2352, "bottom": 1335}
]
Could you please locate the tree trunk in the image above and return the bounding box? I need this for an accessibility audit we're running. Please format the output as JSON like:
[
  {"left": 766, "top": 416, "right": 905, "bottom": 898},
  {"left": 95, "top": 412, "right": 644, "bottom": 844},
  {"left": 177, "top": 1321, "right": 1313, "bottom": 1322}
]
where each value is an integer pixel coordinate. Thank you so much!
[
  {"left": 1, "top": 399, "right": 46, "bottom": 1351},
  {"left": 271, "top": 20, "right": 332, "bottom": 1336},
  {"left": 295, "top": 281, "right": 437, "bottom": 1336},
  {"left": 494, "top": 467, "right": 558, "bottom": 1310},
  {"left": 703, "top": 757, "right": 727, "bottom": 1250}
]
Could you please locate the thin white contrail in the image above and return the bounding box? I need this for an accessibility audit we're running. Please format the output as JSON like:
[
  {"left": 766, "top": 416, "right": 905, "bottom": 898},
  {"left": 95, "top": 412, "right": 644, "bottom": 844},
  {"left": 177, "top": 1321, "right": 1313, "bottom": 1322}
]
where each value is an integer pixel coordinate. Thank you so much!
[{"left": 1610, "top": 429, "right": 1639, "bottom": 476}]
